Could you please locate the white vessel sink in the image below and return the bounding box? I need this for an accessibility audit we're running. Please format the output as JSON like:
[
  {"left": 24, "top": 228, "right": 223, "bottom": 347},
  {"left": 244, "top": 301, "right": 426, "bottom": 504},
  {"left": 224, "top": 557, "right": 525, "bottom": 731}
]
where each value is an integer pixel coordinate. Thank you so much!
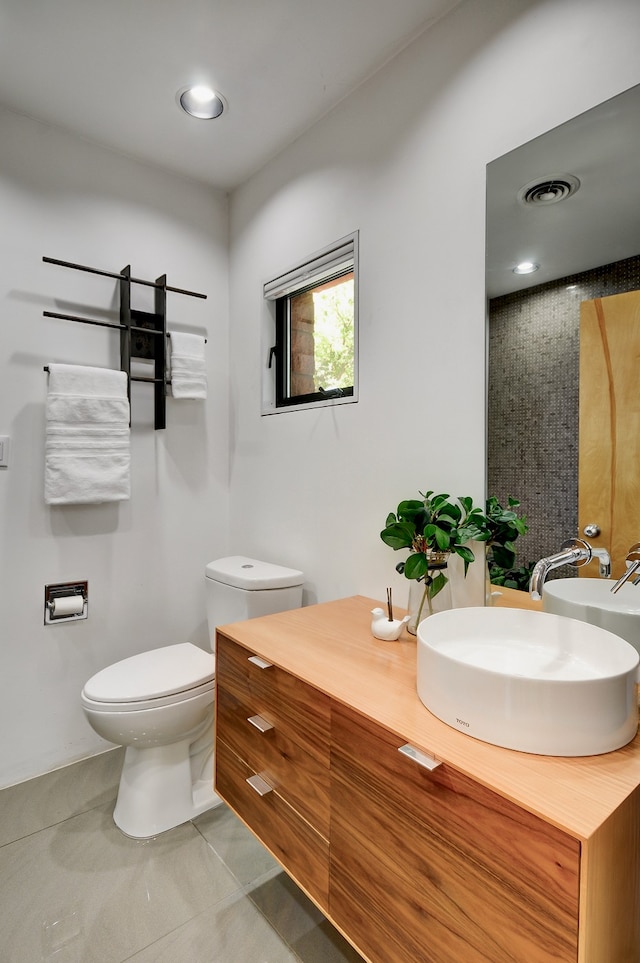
[
  {"left": 543, "top": 578, "right": 640, "bottom": 657},
  {"left": 416, "top": 607, "right": 639, "bottom": 756}
]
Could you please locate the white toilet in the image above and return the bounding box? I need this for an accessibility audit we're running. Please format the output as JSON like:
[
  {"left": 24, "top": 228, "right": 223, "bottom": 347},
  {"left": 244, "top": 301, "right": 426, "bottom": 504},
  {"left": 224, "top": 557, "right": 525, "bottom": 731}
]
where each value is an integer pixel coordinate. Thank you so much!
[{"left": 81, "top": 556, "right": 303, "bottom": 838}]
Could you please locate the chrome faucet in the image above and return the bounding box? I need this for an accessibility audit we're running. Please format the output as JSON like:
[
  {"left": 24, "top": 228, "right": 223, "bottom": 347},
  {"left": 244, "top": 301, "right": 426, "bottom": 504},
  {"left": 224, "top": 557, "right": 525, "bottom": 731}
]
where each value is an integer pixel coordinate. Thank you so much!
[
  {"left": 529, "top": 538, "right": 592, "bottom": 601},
  {"left": 610, "top": 543, "right": 640, "bottom": 594}
]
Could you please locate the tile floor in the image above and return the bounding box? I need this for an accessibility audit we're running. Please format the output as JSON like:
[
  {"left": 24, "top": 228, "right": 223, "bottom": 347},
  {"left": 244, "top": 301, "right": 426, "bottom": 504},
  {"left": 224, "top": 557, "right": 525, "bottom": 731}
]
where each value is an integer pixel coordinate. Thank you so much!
[{"left": 0, "top": 750, "right": 364, "bottom": 963}]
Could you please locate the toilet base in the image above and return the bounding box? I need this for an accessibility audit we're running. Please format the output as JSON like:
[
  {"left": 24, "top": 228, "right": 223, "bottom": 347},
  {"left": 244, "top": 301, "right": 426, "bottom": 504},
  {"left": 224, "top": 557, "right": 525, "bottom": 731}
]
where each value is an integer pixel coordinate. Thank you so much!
[{"left": 113, "top": 740, "right": 222, "bottom": 838}]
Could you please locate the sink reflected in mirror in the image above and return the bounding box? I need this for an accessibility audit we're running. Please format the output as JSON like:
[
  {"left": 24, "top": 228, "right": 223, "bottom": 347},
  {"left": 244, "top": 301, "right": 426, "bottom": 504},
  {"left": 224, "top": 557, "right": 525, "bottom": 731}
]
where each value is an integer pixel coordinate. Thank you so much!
[
  {"left": 543, "top": 578, "right": 640, "bottom": 657},
  {"left": 417, "top": 607, "right": 638, "bottom": 757}
]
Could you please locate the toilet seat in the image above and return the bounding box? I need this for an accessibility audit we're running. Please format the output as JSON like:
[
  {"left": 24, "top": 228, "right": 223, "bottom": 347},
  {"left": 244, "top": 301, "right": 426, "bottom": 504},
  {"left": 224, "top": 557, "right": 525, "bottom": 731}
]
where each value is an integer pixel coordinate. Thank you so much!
[{"left": 81, "top": 642, "right": 215, "bottom": 712}]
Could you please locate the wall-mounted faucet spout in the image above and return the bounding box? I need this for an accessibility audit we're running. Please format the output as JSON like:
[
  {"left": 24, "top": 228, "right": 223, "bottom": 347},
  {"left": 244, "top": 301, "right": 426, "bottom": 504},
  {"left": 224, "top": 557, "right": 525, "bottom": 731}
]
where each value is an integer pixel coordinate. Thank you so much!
[
  {"left": 529, "top": 538, "right": 592, "bottom": 601},
  {"left": 610, "top": 544, "right": 640, "bottom": 594}
]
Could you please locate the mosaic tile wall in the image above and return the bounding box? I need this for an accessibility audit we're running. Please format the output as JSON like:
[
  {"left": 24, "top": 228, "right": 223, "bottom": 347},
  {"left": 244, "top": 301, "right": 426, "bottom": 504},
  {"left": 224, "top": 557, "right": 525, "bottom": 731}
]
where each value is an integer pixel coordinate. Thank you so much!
[{"left": 487, "top": 253, "right": 640, "bottom": 572}]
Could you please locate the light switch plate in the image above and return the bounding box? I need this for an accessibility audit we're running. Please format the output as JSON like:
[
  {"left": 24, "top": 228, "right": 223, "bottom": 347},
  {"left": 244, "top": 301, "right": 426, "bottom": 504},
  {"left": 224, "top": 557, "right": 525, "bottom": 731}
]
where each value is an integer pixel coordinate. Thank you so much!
[{"left": 0, "top": 435, "right": 10, "bottom": 468}]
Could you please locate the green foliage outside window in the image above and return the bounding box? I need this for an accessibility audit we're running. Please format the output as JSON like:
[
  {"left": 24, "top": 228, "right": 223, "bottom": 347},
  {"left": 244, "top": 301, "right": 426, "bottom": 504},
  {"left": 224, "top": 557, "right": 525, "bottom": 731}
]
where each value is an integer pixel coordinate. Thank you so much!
[{"left": 312, "top": 279, "right": 354, "bottom": 390}]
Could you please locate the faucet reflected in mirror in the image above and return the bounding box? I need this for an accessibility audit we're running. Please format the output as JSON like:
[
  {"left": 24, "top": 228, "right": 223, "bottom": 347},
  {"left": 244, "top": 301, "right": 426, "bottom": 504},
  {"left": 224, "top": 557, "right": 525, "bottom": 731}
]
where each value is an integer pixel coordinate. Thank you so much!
[
  {"left": 591, "top": 548, "right": 611, "bottom": 579},
  {"left": 486, "top": 82, "right": 640, "bottom": 583}
]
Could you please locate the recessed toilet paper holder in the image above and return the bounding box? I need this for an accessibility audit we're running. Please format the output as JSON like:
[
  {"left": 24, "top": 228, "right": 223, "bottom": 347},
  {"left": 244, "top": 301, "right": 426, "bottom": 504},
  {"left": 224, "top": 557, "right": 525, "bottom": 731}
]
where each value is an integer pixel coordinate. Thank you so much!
[{"left": 44, "top": 581, "right": 88, "bottom": 624}]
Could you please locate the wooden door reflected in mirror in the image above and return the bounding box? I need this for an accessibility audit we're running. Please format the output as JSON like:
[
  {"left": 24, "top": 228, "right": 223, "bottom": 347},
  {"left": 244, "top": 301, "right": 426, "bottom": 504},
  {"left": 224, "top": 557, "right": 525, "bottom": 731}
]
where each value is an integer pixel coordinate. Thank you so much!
[{"left": 579, "top": 290, "right": 640, "bottom": 578}]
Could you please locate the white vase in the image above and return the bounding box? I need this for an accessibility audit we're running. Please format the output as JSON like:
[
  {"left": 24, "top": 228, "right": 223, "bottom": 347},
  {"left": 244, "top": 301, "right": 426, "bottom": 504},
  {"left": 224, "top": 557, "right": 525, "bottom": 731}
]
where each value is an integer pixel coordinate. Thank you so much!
[{"left": 447, "top": 540, "right": 487, "bottom": 608}]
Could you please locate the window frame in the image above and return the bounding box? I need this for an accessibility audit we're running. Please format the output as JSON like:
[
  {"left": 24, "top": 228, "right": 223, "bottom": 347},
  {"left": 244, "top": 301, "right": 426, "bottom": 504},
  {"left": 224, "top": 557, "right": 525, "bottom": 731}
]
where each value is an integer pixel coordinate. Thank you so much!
[{"left": 262, "top": 232, "right": 359, "bottom": 415}]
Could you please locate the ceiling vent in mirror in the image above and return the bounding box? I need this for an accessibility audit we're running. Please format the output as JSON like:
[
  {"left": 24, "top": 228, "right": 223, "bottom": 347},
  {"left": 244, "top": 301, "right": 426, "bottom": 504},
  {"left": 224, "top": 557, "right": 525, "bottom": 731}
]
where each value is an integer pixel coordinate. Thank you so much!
[{"left": 518, "top": 174, "right": 581, "bottom": 206}]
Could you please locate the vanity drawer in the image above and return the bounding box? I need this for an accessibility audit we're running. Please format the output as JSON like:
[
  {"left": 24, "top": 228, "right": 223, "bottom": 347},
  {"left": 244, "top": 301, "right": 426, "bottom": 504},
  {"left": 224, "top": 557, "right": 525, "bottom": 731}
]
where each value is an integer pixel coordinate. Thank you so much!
[
  {"left": 216, "top": 634, "right": 330, "bottom": 766},
  {"left": 216, "top": 683, "right": 330, "bottom": 837},
  {"left": 215, "top": 735, "right": 329, "bottom": 908},
  {"left": 330, "top": 702, "right": 579, "bottom": 963}
]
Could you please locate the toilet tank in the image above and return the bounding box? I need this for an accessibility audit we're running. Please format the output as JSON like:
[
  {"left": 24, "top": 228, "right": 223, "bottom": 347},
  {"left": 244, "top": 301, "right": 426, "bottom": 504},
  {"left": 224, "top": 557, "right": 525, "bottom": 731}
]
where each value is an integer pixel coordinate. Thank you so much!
[{"left": 204, "top": 555, "right": 304, "bottom": 654}]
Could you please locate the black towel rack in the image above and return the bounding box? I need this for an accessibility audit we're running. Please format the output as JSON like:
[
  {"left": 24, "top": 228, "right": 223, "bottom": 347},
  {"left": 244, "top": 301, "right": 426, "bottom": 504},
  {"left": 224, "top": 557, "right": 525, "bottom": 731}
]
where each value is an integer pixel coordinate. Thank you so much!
[{"left": 42, "top": 256, "right": 207, "bottom": 430}]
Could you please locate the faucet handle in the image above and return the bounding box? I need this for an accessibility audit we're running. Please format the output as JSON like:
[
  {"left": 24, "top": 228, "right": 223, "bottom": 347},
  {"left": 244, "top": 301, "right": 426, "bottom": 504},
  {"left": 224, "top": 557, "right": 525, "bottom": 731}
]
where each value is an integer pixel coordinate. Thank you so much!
[{"left": 611, "top": 545, "right": 640, "bottom": 594}]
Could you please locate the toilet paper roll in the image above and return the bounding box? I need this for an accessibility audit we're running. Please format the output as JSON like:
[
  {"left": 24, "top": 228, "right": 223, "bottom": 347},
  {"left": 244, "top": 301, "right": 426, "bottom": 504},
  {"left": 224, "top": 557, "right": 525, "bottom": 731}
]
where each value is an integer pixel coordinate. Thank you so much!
[{"left": 51, "top": 595, "right": 84, "bottom": 617}]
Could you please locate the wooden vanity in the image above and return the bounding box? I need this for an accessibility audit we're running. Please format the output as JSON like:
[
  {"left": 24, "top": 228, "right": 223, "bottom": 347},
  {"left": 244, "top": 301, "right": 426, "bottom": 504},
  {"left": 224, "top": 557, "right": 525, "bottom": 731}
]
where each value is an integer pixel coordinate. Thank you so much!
[{"left": 214, "top": 595, "right": 640, "bottom": 963}]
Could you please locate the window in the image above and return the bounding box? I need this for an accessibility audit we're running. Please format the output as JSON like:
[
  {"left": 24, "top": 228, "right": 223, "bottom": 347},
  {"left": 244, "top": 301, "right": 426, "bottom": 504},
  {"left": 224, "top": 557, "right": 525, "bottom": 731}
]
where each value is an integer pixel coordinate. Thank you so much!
[{"left": 263, "top": 233, "right": 358, "bottom": 413}]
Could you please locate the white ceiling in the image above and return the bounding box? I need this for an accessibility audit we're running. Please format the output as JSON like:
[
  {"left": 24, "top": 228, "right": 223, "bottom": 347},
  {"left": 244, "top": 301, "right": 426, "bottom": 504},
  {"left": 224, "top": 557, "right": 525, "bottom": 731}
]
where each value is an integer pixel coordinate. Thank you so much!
[{"left": 0, "top": 0, "right": 461, "bottom": 191}]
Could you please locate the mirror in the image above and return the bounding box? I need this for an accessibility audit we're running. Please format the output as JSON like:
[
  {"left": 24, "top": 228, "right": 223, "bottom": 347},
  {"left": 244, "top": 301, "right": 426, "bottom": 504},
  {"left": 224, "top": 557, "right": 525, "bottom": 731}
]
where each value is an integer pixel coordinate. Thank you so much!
[{"left": 486, "top": 83, "right": 640, "bottom": 580}]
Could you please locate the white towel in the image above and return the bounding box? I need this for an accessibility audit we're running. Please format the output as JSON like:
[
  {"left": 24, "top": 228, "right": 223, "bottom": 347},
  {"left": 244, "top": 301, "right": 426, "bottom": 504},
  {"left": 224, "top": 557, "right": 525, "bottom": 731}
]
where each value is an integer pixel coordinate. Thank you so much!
[
  {"left": 169, "top": 332, "right": 207, "bottom": 399},
  {"left": 45, "top": 364, "right": 131, "bottom": 505}
]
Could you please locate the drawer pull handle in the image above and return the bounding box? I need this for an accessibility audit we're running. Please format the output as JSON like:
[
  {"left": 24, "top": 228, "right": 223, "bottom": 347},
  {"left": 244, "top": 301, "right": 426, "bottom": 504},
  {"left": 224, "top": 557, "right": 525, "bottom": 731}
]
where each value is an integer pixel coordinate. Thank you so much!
[
  {"left": 246, "top": 774, "right": 273, "bottom": 796},
  {"left": 398, "top": 744, "right": 441, "bottom": 771},
  {"left": 247, "top": 714, "right": 274, "bottom": 733},
  {"left": 248, "top": 655, "right": 273, "bottom": 669}
]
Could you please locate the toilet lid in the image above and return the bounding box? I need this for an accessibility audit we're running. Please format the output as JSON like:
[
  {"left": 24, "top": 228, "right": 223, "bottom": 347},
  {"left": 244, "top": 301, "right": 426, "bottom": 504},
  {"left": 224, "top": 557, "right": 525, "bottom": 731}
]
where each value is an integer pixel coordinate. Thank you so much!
[
  {"left": 83, "top": 642, "right": 215, "bottom": 703},
  {"left": 205, "top": 555, "right": 303, "bottom": 590}
]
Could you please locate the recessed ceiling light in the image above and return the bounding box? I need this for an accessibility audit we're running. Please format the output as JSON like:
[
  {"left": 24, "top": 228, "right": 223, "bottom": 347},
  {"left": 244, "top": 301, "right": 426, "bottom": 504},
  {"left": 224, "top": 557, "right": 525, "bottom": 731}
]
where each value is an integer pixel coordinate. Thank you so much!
[
  {"left": 513, "top": 261, "right": 540, "bottom": 276},
  {"left": 177, "top": 85, "right": 226, "bottom": 120}
]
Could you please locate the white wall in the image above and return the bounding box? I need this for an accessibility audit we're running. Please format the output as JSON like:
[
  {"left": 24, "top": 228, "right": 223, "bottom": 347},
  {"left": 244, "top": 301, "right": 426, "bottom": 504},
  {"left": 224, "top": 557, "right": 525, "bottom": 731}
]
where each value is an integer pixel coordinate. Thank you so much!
[
  {"left": 228, "top": 0, "right": 640, "bottom": 607},
  {"left": 0, "top": 108, "right": 229, "bottom": 788}
]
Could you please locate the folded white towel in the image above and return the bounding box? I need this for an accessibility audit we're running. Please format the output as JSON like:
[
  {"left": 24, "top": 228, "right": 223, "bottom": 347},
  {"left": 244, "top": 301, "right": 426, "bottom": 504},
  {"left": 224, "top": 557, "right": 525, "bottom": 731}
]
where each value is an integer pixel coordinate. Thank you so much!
[
  {"left": 45, "top": 364, "right": 131, "bottom": 505},
  {"left": 169, "top": 332, "right": 207, "bottom": 399}
]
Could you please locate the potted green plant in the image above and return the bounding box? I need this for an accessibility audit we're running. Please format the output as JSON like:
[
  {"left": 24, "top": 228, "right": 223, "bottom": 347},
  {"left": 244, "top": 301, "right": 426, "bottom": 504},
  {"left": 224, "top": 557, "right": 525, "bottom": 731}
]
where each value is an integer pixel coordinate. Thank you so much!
[
  {"left": 380, "top": 490, "right": 489, "bottom": 632},
  {"left": 485, "top": 495, "right": 533, "bottom": 591}
]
